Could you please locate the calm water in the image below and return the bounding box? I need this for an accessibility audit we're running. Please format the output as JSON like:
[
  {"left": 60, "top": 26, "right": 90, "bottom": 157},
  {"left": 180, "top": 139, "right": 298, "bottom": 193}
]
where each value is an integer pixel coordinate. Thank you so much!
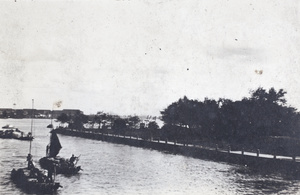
[{"left": 1, "top": 119, "right": 300, "bottom": 195}]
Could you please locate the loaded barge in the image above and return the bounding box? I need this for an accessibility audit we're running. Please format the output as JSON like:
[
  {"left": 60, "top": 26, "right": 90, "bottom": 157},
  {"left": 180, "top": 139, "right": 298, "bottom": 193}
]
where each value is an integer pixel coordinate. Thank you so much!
[{"left": 55, "top": 128, "right": 300, "bottom": 178}]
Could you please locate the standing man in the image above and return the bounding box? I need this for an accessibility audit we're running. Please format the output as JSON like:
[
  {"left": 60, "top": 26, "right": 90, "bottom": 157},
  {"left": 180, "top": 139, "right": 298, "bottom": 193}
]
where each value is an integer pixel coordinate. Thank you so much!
[{"left": 27, "top": 153, "right": 34, "bottom": 169}]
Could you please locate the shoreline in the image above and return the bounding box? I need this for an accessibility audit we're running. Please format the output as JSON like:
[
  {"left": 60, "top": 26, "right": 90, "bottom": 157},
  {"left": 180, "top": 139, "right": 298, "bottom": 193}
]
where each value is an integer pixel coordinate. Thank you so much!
[{"left": 55, "top": 127, "right": 300, "bottom": 179}]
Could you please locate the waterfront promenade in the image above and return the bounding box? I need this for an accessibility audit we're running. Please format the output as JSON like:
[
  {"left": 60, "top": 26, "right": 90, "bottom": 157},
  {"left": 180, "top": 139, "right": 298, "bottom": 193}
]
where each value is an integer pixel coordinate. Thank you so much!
[{"left": 55, "top": 128, "right": 300, "bottom": 178}]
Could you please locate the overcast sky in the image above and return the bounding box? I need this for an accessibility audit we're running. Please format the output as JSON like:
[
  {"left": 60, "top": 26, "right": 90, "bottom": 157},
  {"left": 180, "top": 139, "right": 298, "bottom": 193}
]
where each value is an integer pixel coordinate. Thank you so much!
[{"left": 0, "top": 0, "right": 299, "bottom": 116}]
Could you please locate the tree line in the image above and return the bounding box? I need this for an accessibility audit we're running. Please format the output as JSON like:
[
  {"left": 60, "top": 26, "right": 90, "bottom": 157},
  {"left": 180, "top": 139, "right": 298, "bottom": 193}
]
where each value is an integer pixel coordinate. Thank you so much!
[
  {"left": 56, "top": 87, "right": 300, "bottom": 155},
  {"left": 56, "top": 111, "right": 159, "bottom": 132},
  {"left": 160, "top": 87, "right": 300, "bottom": 155}
]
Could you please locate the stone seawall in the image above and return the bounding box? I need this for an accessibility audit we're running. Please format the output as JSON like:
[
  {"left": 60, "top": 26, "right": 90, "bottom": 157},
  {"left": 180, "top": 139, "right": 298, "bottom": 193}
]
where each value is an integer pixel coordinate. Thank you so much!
[{"left": 55, "top": 128, "right": 300, "bottom": 178}]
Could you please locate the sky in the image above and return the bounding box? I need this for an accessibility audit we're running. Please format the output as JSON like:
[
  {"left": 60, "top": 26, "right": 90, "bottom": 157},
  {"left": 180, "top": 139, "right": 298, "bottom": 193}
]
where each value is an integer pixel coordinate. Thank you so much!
[{"left": 0, "top": 0, "right": 299, "bottom": 116}]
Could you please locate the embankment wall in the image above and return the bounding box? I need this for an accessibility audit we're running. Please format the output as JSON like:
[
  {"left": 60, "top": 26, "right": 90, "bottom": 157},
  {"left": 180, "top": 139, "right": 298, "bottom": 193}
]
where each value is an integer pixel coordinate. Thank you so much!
[{"left": 55, "top": 128, "right": 300, "bottom": 177}]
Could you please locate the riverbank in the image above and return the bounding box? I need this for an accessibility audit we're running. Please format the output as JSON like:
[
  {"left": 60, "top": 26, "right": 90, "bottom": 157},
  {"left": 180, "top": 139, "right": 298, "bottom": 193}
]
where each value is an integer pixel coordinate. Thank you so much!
[{"left": 55, "top": 127, "right": 300, "bottom": 178}]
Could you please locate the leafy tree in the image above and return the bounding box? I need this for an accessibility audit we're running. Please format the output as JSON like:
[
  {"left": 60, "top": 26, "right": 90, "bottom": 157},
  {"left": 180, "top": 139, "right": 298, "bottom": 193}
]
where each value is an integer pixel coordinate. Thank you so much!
[
  {"left": 56, "top": 113, "right": 69, "bottom": 125},
  {"left": 161, "top": 96, "right": 200, "bottom": 128},
  {"left": 160, "top": 87, "right": 300, "bottom": 146},
  {"left": 148, "top": 121, "right": 159, "bottom": 130},
  {"left": 69, "top": 113, "right": 88, "bottom": 130},
  {"left": 251, "top": 87, "right": 287, "bottom": 105},
  {"left": 127, "top": 115, "right": 140, "bottom": 128},
  {"left": 161, "top": 96, "right": 220, "bottom": 141},
  {"left": 113, "top": 118, "right": 127, "bottom": 134}
]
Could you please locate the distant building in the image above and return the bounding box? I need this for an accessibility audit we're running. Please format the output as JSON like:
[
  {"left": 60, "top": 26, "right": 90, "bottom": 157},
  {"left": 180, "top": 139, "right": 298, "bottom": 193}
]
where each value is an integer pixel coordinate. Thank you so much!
[
  {"left": 0, "top": 108, "right": 84, "bottom": 119},
  {"left": 0, "top": 108, "right": 13, "bottom": 118},
  {"left": 35, "top": 109, "right": 52, "bottom": 118},
  {"left": 15, "top": 109, "right": 25, "bottom": 118},
  {"left": 62, "top": 109, "right": 83, "bottom": 117},
  {"left": 52, "top": 109, "right": 83, "bottom": 119},
  {"left": 22, "top": 109, "right": 37, "bottom": 118}
]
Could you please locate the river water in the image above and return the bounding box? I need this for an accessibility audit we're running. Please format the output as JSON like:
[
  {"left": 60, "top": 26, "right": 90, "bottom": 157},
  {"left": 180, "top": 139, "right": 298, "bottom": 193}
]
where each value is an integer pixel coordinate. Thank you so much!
[{"left": 1, "top": 119, "right": 300, "bottom": 195}]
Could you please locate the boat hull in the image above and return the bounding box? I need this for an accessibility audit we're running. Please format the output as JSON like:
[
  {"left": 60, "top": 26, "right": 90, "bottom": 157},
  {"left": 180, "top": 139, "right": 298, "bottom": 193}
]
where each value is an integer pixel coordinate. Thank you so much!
[
  {"left": 0, "top": 135, "right": 33, "bottom": 141},
  {"left": 15, "top": 136, "right": 34, "bottom": 141},
  {"left": 0, "top": 125, "right": 33, "bottom": 141},
  {"left": 39, "top": 157, "right": 81, "bottom": 175},
  {"left": 11, "top": 168, "right": 61, "bottom": 194}
]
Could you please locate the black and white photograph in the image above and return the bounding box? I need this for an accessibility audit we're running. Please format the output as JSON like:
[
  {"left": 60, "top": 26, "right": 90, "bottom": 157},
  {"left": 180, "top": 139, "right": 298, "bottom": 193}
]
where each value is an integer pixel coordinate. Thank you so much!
[{"left": 1, "top": 0, "right": 300, "bottom": 194}]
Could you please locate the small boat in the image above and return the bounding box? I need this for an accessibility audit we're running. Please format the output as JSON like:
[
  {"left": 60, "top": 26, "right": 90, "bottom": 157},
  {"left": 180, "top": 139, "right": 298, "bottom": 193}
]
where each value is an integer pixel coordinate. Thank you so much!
[
  {"left": 11, "top": 166, "right": 61, "bottom": 194},
  {"left": 0, "top": 124, "right": 33, "bottom": 141},
  {"left": 11, "top": 99, "right": 62, "bottom": 193},
  {"left": 39, "top": 129, "right": 82, "bottom": 175}
]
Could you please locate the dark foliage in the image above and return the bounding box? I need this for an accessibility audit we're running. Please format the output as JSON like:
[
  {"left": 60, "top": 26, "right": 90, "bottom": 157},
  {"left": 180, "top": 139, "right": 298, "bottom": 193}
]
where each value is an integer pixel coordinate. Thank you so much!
[
  {"left": 59, "top": 113, "right": 88, "bottom": 130},
  {"left": 160, "top": 88, "right": 300, "bottom": 155},
  {"left": 126, "top": 116, "right": 140, "bottom": 128},
  {"left": 148, "top": 121, "right": 159, "bottom": 130},
  {"left": 113, "top": 118, "right": 127, "bottom": 134},
  {"left": 56, "top": 113, "right": 69, "bottom": 124}
]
